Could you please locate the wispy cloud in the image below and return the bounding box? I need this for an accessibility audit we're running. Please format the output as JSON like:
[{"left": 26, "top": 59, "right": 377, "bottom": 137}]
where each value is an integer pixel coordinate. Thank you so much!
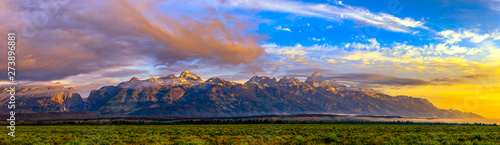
[
  {"left": 329, "top": 73, "right": 432, "bottom": 87},
  {"left": 344, "top": 38, "right": 380, "bottom": 50},
  {"left": 265, "top": 36, "right": 498, "bottom": 82},
  {"left": 275, "top": 25, "right": 291, "bottom": 32},
  {"left": 211, "top": 0, "right": 427, "bottom": 33},
  {"left": 263, "top": 43, "right": 336, "bottom": 56},
  {"left": 283, "top": 69, "right": 432, "bottom": 87},
  {"left": 311, "top": 37, "right": 325, "bottom": 41},
  {"left": 437, "top": 29, "right": 499, "bottom": 44},
  {"left": 490, "top": 0, "right": 500, "bottom": 11},
  {"left": 492, "top": 29, "right": 500, "bottom": 40},
  {"left": 100, "top": 69, "right": 149, "bottom": 78},
  {"left": 338, "top": 38, "right": 494, "bottom": 75}
]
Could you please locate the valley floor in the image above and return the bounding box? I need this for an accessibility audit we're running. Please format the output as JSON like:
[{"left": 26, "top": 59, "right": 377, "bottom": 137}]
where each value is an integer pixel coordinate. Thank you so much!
[{"left": 2, "top": 124, "right": 499, "bottom": 144}]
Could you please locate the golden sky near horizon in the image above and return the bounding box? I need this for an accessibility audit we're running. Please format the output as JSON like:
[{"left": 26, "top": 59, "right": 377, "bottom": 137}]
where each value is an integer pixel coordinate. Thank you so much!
[{"left": 387, "top": 84, "right": 500, "bottom": 119}]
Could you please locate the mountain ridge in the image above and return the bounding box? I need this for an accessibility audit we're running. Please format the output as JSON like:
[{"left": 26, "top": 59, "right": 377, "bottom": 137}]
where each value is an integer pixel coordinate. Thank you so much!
[{"left": 0, "top": 71, "right": 484, "bottom": 119}]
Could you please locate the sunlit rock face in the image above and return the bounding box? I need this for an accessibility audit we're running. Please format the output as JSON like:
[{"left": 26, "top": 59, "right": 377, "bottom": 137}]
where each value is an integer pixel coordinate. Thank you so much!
[
  {"left": 179, "top": 71, "right": 203, "bottom": 82},
  {"left": 0, "top": 86, "right": 84, "bottom": 113},
  {"left": 244, "top": 76, "right": 278, "bottom": 86},
  {"left": 277, "top": 76, "right": 302, "bottom": 86}
]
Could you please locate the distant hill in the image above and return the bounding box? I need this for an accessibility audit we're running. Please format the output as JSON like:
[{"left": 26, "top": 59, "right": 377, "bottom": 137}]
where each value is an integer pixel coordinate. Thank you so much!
[{"left": 0, "top": 71, "right": 483, "bottom": 119}]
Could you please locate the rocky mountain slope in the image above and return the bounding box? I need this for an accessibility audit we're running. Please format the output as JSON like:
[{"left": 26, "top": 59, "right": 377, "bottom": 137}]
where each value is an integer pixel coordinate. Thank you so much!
[
  {"left": 0, "top": 71, "right": 483, "bottom": 119},
  {"left": 245, "top": 73, "right": 482, "bottom": 118},
  {"left": 0, "top": 86, "right": 84, "bottom": 113},
  {"left": 83, "top": 71, "right": 482, "bottom": 118},
  {"left": 85, "top": 71, "right": 323, "bottom": 116}
]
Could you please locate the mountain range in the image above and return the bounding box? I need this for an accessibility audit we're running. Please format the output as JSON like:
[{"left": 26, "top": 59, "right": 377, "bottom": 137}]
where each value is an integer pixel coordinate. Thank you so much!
[{"left": 0, "top": 71, "right": 483, "bottom": 119}]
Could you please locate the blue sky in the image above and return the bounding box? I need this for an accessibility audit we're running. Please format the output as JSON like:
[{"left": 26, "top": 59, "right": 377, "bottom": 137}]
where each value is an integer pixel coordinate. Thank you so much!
[
  {"left": 254, "top": 0, "right": 499, "bottom": 48},
  {"left": 183, "top": 0, "right": 500, "bottom": 80}
]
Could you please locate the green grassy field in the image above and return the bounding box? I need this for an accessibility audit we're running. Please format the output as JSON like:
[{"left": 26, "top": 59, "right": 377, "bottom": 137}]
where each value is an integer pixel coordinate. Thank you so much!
[{"left": 2, "top": 124, "right": 499, "bottom": 145}]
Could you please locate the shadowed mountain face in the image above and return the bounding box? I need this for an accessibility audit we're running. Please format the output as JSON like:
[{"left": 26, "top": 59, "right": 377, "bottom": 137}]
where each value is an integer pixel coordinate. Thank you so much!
[{"left": 0, "top": 71, "right": 484, "bottom": 119}]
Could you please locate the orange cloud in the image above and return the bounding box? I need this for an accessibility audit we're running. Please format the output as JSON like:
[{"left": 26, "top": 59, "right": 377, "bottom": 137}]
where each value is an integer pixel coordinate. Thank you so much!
[
  {"left": 0, "top": 0, "right": 265, "bottom": 81},
  {"left": 285, "top": 56, "right": 306, "bottom": 60},
  {"left": 111, "top": 0, "right": 264, "bottom": 65}
]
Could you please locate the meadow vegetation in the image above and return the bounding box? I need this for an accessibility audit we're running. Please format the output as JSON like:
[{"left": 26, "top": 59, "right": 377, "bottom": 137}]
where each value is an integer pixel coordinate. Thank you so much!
[{"left": 2, "top": 124, "right": 499, "bottom": 145}]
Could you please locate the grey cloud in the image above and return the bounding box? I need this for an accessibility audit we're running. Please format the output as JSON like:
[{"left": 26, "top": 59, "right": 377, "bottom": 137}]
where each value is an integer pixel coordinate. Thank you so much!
[
  {"left": 431, "top": 78, "right": 465, "bottom": 85},
  {"left": 327, "top": 73, "right": 432, "bottom": 86},
  {"left": 285, "top": 68, "right": 336, "bottom": 77},
  {"left": 462, "top": 74, "right": 490, "bottom": 79},
  {"left": 286, "top": 68, "right": 484, "bottom": 87},
  {"left": 284, "top": 68, "right": 431, "bottom": 86}
]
